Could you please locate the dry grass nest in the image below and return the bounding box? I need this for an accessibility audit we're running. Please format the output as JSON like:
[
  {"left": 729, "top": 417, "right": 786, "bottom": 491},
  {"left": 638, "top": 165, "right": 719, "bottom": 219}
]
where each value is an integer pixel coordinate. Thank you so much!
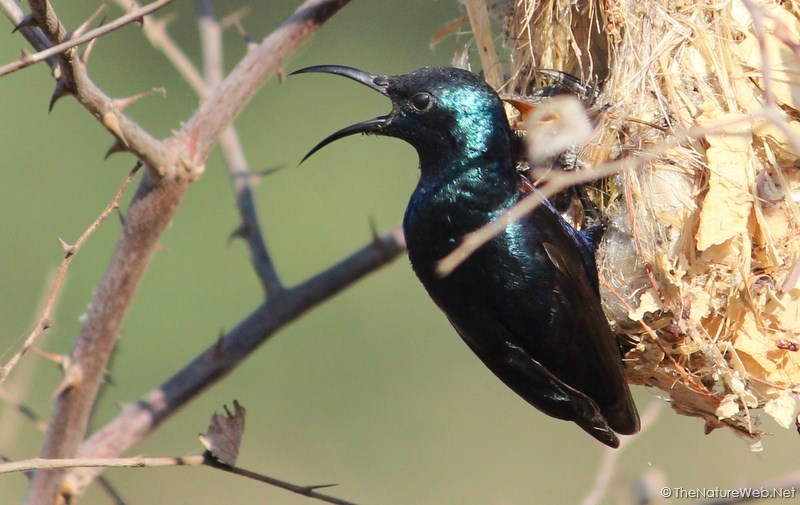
[{"left": 458, "top": 0, "right": 800, "bottom": 447}]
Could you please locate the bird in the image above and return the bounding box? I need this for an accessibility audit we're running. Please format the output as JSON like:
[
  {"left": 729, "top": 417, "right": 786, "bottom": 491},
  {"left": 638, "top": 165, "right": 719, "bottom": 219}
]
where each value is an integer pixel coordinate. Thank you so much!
[{"left": 292, "top": 64, "right": 640, "bottom": 447}]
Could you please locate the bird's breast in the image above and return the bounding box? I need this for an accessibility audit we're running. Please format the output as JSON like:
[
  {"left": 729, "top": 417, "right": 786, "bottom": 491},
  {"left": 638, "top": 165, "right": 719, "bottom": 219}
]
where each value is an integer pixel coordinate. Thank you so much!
[{"left": 404, "top": 183, "right": 548, "bottom": 299}]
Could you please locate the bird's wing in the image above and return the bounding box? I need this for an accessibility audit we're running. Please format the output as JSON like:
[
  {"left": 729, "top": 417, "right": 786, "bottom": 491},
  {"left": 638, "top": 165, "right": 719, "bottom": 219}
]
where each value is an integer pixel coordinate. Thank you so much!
[
  {"left": 522, "top": 205, "right": 640, "bottom": 435},
  {"left": 453, "top": 318, "right": 621, "bottom": 447}
]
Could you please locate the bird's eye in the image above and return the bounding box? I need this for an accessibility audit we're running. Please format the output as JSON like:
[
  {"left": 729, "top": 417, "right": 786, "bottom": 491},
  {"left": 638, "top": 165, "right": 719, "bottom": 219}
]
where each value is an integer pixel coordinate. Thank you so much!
[{"left": 411, "top": 92, "right": 432, "bottom": 111}]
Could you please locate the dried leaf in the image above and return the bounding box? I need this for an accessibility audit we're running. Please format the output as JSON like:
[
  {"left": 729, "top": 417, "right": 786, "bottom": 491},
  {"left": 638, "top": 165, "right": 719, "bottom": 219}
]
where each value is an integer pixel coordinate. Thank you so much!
[
  {"left": 626, "top": 288, "right": 663, "bottom": 321},
  {"left": 764, "top": 289, "right": 800, "bottom": 333},
  {"left": 200, "top": 401, "right": 246, "bottom": 466},
  {"left": 716, "top": 394, "right": 740, "bottom": 419},
  {"left": 736, "top": 15, "right": 800, "bottom": 110},
  {"left": 735, "top": 311, "right": 800, "bottom": 387},
  {"left": 764, "top": 390, "right": 798, "bottom": 429},
  {"left": 695, "top": 106, "right": 754, "bottom": 251}
]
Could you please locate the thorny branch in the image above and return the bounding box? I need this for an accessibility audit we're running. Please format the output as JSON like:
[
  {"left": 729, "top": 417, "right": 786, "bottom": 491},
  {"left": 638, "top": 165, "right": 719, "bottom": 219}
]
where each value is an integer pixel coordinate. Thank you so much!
[
  {"left": 208, "top": 458, "right": 362, "bottom": 505},
  {"left": 112, "top": 0, "right": 209, "bottom": 94},
  {"left": 0, "top": 0, "right": 362, "bottom": 504},
  {"left": 0, "top": 163, "right": 142, "bottom": 384},
  {"left": 0, "top": 0, "right": 175, "bottom": 78},
  {"left": 1, "top": 454, "right": 362, "bottom": 505},
  {"left": 109, "top": 0, "right": 283, "bottom": 292},
  {"left": 67, "top": 228, "right": 405, "bottom": 496},
  {"left": 0, "top": 386, "right": 140, "bottom": 504},
  {"left": 193, "top": 0, "right": 284, "bottom": 294}
]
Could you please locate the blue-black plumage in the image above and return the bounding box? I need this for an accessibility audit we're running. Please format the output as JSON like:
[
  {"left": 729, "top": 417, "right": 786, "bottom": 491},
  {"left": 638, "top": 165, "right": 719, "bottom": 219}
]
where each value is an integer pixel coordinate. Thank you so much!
[{"left": 292, "top": 65, "right": 639, "bottom": 447}]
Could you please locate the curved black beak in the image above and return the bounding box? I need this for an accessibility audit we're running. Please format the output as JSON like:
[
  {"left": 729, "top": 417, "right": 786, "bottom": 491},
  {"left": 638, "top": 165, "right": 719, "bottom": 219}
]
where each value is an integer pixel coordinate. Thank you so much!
[{"left": 291, "top": 65, "right": 392, "bottom": 163}]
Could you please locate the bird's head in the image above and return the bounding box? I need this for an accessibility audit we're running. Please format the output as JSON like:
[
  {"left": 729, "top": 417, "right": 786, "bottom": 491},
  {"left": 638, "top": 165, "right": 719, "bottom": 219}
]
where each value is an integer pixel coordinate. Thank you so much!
[{"left": 292, "top": 65, "right": 512, "bottom": 169}]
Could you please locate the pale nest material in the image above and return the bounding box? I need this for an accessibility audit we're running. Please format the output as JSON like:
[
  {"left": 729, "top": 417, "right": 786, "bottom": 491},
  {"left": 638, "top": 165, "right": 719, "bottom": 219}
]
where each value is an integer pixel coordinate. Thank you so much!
[{"left": 487, "top": 0, "right": 800, "bottom": 445}]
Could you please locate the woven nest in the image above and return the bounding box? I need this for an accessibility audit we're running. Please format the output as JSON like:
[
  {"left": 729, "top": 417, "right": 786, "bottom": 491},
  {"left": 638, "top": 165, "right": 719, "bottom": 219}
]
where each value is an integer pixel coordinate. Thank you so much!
[{"left": 462, "top": 0, "right": 800, "bottom": 445}]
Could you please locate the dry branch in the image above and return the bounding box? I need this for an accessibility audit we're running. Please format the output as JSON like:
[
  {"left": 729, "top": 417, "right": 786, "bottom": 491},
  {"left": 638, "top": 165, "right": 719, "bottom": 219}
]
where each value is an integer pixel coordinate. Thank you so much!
[
  {"left": 0, "top": 0, "right": 175, "bottom": 78},
  {"left": 1, "top": 454, "right": 362, "bottom": 505},
  {"left": 0, "top": 163, "right": 142, "bottom": 385},
  {"left": 8, "top": 1, "right": 353, "bottom": 503},
  {"left": 192, "top": 0, "right": 284, "bottom": 293},
  {"left": 67, "top": 228, "right": 404, "bottom": 495}
]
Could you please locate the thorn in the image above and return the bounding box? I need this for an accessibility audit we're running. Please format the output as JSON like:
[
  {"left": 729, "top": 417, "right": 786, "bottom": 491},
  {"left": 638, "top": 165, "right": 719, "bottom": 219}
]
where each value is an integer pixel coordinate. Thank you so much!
[
  {"left": 57, "top": 237, "right": 76, "bottom": 257},
  {"left": 252, "top": 165, "right": 285, "bottom": 180},
  {"left": 82, "top": 37, "right": 99, "bottom": 65},
  {"left": 225, "top": 11, "right": 257, "bottom": 52},
  {"left": 19, "top": 48, "right": 34, "bottom": 64},
  {"left": 147, "top": 12, "right": 177, "bottom": 36},
  {"left": 228, "top": 223, "right": 249, "bottom": 244},
  {"left": 32, "top": 347, "right": 68, "bottom": 367},
  {"left": 113, "top": 87, "right": 166, "bottom": 111},
  {"left": 49, "top": 78, "right": 73, "bottom": 112},
  {"left": 71, "top": 5, "right": 106, "bottom": 39},
  {"left": 211, "top": 332, "right": 226, "bottom": 361},
  {"left": 221, "top": 7, "right": 250, "bottom": 28},
  {"left": 302, "top": 484, "right": 339, "bottom": 492},
  {"left": 40, "top": 317, "right": 52, "bottom": 331},
  {"left": 101, "top": 110, "right": 128, "bottom": 146},
  {"left": 368, "top": 217, "right": 380, "bottom": 243},
  {"left": 12, "top": 14, "right": 37, "bottom": 34},
  {"left": 104, "top": 140, "right": 127, "bottom": 159},
  {"left": 232, "top": 165, "right": 284, "bottom": 186},
  {"left": 53, "top": 360, "right": 84, "bottom": 398},
  {"left": 116, "top": 209, "right": 127, "bottom": 228},
  {"left": 102, "top": 367, "right": 115, "bottom": 386}
]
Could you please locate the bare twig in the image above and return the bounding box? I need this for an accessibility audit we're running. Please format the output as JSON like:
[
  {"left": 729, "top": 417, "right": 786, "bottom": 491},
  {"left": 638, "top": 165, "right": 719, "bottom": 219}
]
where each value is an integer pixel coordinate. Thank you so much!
[
  {"left": 178, "top": 0, "right": 351, "bottom": 167},
  {"left": 15, "top": 2, "right": 352, "bottom": 502},
  {"left": 207, "top": 458, "right": 362, "bottom": 505},
  {"left": 2, "top": 455, "right": 205, "bottom": 474},
  {"left": 112, "top": 0, "right": 209, "bottom": 95},
  {"left": 8, "top": 0, "right": 174, "bottom": 172},
  {"left": 0, "top": 388, "right": 128, "bottom": 504},
  {"left": 194, "top": 1, "right": 284, "bottom": 294},
  {"left": 8, "top": 1, "right": 388, "bottom": 502},
  {"left": 195, "top": 0, "right": 224, "bottom": 87},
  {"left": 0, "top": 163, "right": 141, "bottom": 385},
  {"left": 0, "top": 0, "right": 175, "bottom": 78},
  {"left": 2, "top": 454, "right": 362, "bottom": 505},
  {"left": 0, "top": 387, "right": 49, "bottom": 433},
  {"left": 0, "top": 1, "right": 56, "bottom": 73},
  {"left": 24, "top": 170, "right": 188, "bottom": 505},
  {"left": 96, "top": 476, "right": 129, "bottom": 505},
  {"left": 68, "top": 228, "right": 405, "bottom": 495},
  {"left": 219, "top": 126, "right": 285, "bottom": 294},
  {"left": 127, "top": 0, "right": 283, "bottom": 292}
]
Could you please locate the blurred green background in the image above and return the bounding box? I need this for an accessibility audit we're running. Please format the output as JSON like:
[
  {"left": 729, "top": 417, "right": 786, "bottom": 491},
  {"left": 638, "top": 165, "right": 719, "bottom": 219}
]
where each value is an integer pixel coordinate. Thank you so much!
[{"left": 2, "top": 1, "right": 799, "bottom": 504}]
